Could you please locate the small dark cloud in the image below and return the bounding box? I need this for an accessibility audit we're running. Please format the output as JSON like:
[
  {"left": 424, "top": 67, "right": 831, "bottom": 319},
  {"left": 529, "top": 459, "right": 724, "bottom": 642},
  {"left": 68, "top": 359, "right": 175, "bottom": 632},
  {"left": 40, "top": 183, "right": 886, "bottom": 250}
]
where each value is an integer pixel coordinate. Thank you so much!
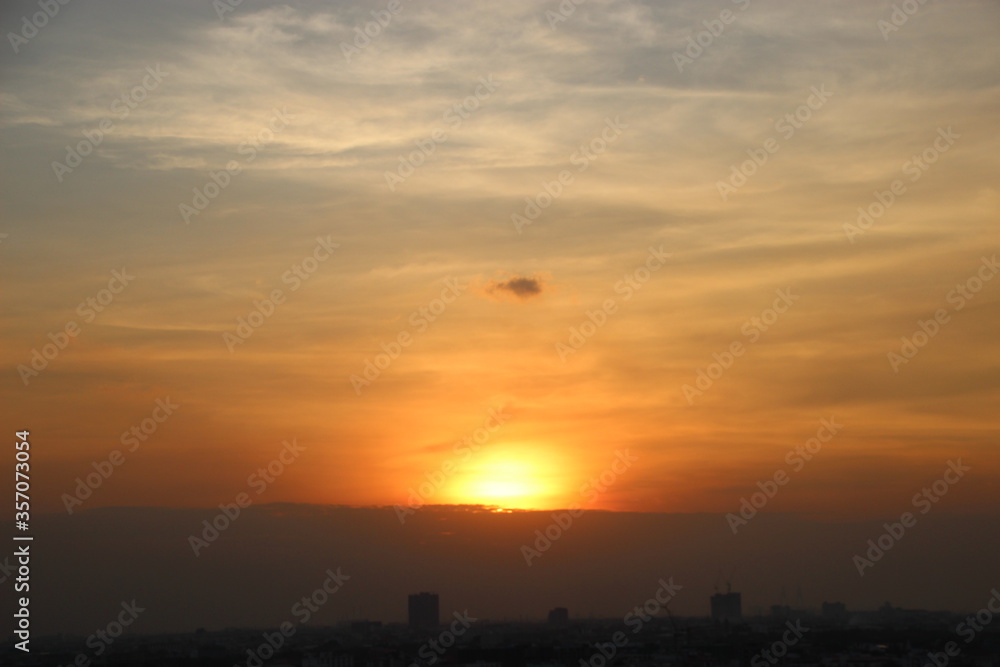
[{"left": 485, "top": 275, "right": 544, "bottom": 301}]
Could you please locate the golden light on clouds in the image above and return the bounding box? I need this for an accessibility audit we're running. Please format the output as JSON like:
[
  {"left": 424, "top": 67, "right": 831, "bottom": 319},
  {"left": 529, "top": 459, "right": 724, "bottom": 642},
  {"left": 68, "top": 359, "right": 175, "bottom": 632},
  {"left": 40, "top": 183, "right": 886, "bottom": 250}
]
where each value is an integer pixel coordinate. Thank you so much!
[{"left": 0, "top": 0, "right": 997, "bottom": 525}]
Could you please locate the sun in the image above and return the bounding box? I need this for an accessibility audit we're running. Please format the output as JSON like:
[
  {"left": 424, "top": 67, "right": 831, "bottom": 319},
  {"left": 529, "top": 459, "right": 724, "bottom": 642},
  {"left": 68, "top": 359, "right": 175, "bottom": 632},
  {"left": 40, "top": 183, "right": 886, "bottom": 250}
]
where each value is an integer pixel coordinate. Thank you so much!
[
  {"left": 467, "top": 460, "right": 536, "bottom": 501},
  {"left": 444, "top": 448, "right": 564, "bottom": 510}
]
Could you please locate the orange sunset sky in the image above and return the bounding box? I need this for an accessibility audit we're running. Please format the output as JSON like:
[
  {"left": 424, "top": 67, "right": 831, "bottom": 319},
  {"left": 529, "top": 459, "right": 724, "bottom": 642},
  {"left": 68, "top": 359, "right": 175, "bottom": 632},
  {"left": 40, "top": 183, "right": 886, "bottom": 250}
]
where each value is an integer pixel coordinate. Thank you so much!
[{"left": 2, "top": 0, "right": 999, "bottom": 522}]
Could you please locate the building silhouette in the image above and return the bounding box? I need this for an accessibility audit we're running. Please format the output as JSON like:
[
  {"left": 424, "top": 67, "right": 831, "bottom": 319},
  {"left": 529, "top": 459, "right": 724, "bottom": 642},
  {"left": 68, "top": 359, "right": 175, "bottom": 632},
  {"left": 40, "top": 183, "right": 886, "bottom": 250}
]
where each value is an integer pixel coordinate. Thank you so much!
[
  {"left": 547, "top": 607, "right": 569, "bottom": 626},
  {"left": 408, "top": 592, "right": 439, "bottom": 631},
  {"left": 710, "top": 592, "right": 742, "bottom": 622},
  {"left": 770, "top": 604, "right": 792, "bottom": 620},
  {"left": 822, "top": 601, "right": 848, "bottom": 623}
]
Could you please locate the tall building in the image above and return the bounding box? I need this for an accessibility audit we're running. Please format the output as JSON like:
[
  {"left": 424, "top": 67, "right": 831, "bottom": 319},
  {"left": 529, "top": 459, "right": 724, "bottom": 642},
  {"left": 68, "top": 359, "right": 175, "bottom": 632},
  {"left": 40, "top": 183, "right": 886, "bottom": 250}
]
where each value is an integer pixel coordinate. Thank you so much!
[
  {"left": 408, "top": 592, "right": 439, "bottom": 631},
  {"left": 710, "top": 592, "right": 742, "bottom": 622}
]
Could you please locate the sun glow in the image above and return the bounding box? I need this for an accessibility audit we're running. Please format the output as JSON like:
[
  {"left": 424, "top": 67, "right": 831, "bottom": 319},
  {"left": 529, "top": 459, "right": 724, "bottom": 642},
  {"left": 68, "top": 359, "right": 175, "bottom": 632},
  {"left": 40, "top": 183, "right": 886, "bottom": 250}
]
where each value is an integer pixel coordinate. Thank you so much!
[{"left": 443, "top": 447, "right": 566, "bottom": 509}]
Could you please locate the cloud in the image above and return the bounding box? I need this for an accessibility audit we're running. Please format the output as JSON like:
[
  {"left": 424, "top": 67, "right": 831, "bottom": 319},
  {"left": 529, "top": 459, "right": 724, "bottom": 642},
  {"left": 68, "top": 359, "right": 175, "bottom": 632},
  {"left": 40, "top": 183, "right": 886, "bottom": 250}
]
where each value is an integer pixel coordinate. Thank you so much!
[{"left": 484, "top": 274, "right": 545, "bottom": 301}]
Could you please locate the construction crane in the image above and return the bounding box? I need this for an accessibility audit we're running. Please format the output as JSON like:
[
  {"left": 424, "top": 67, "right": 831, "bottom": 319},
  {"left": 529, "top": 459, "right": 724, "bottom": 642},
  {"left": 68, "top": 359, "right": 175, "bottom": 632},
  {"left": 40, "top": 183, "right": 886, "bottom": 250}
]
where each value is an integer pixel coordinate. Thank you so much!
[{"left": 714, "top": 565, "right": 737, "bottom": 594}]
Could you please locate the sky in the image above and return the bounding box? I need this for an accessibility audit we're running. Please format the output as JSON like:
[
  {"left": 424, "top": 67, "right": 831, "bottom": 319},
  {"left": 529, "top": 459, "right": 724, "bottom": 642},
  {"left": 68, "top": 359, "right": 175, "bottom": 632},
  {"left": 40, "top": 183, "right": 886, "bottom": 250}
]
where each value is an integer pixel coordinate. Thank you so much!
[{"left": 1, "top": 0, "right": 999, "bottom": 623}]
